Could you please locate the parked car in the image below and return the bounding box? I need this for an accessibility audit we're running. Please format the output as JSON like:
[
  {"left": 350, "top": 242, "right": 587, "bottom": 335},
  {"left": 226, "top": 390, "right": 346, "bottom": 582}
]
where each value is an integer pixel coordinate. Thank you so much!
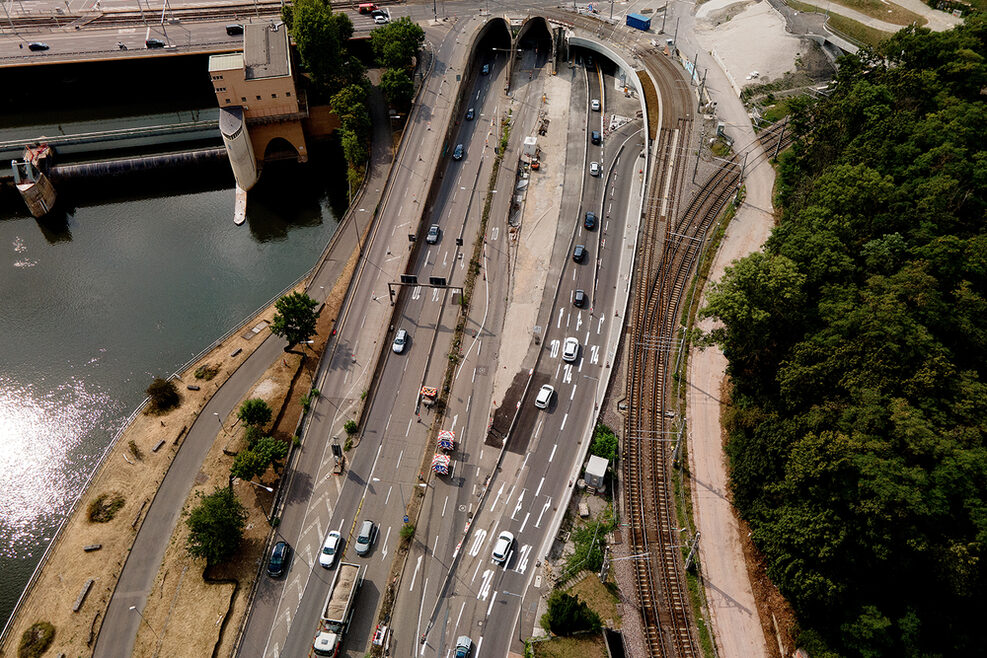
[
  {"left": 584, "top": 212, "right": 596, "bottom": 230},
  {"left": 572, "top": 244, "right": 586, "bottom": 263},
  {"left": 426, "top": 224, "right": 441, "bottom": 244},
  {"left": 466, "top": 108, "right": 475, "bottom": 120},
  {"left": 573, "top": 289, "right": 587, "bottom": 307},
  {"left": 145, "top": 38, "right": 166, "bottom": 48},
  {"left": 562, "top": 337, "right": 579, "bottom": 362},
  {"left": 355, "top": 520, "right": 377, "bottom": 556},
  {"left": 319, "top": 530, "right": 341, "bottom": 568},
  {"left": 28, "top": 42, "right": 49, "bottom": 51},
  {"left": 455, "top": 636, "right": 474, "bottom": 658},
  {"left": 589, "top": 161, "right": 600, "bottom": 176},
  {"left": 591, "top": 130, "right": 601, "bottom": 145},
  {"left": 591, "top": 98, "right": 601, "bottom": 111},
  {"left": 492, "top": 530, "right": 514, "bottom": 564},
  {"left": 392, "top": 328, "right": 408, "bottom": 354},
  {"left": 453, "top": 144, "right": 464, "bottom": 160},
  {"left": 226, "top": 24, "right": 244, "bottom": 36},
  {"left": 373, "top": 14, "right": 389, "bottom": 24},
  {"left": 534, "top": 384, "right": 554, "bottom": 409},
  {"left": 267, "top": 540, "right": 291, "bottom": 577}
]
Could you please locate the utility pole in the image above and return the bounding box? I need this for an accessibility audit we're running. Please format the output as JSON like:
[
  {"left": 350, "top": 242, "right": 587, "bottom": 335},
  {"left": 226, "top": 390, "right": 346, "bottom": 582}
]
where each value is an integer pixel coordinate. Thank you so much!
[
  {"left": 773, "top": 121, "right": 787, "bottom": 159},
  {"left": 684, "top": 531, "right": 701, "bottom": 570},
  {"left": 661, "top": 2, "right": 667, "bottom": 33},
  {"left": 691, "top": 51, "right": 699, "bottom": 85},
  {"left": 673, "top": 17, "right": 679, "bottom": 49}
]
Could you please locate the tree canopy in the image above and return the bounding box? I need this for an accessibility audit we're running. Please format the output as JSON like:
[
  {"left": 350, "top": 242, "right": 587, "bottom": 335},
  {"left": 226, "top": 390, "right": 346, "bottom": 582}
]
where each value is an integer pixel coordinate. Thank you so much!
[
  {"left": 288, "top": 0, "right": 355, "bottom": 95},
  {"left": 185, "top": 487, "right": 248, "bottom": 566},
  {"left": 540, "top": 590, "right": 601, "bottom": 636},
  {"left": 237, "top": 398, "right": 272, "bottom": 428},
  {"left": 230, "top": 436, "right": 288, "bottom": 482},
  {"left": 380, "top": 67, "right": 414, "bottom": 109},
  {"left": 370, "top": 17, "right": 425, "bottom": 70},
  {"left": 271, "top": 291, "right": 320, "bottom": 351},
  {"left": 700, "top": 17, "right": 987, "bottom": 657}
]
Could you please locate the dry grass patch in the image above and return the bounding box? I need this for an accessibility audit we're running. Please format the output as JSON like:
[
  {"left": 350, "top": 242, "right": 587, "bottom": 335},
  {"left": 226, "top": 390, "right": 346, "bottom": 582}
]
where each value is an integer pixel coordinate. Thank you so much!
[
  {"left": 86, "top": 493, "right": 126, "bottom": 523},
  {"left": 531, "top": 634, "right": 607, "bottom": 658},
  {"left": 568, "top": 575, "right": 621, "bottom": 629}
]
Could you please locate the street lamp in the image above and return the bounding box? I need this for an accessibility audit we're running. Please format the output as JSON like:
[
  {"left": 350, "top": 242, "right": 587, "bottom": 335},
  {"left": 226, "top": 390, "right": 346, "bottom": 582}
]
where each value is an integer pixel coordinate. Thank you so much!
[
  {"left": 501, "top": 591, "right": 524, "bottom": 642},
  {"left": 236, "top": 478, "right": 273, "bottom": 493},
  {"left": 129, "top": 605, "right": 160, "bottom": 639},
  {"left": 212, "top": 412, "right": 228, "bottom": 438}
]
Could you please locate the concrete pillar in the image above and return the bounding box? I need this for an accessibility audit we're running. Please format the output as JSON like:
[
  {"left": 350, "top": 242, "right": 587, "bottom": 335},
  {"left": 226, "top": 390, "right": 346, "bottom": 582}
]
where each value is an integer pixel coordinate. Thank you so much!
[
  {"left": 219, "top": 106, "right": 258, "bottom": 191},
  {"left": 13, "top": 160, "right": 57, "bottom": 218}
]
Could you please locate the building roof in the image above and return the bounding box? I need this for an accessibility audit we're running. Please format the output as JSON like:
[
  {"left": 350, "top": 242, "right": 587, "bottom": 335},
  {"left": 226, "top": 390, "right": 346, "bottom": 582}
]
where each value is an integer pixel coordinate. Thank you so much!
[
  {"left": 585, "top": 455, "right": 608, "bottom": 478},
  {"left": 208, "top": 53, "right": 243, "bottom": 73},
  {"left": 243, "top": 22, "right": 291, "bottom": 80}
]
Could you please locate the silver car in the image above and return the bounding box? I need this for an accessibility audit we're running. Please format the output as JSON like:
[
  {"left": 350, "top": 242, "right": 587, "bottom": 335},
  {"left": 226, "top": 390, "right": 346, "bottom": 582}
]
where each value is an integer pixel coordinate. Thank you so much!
[
  {"left": 534, "top": 384, "right": 554, "bottom": 409},
  {"left": 392, "top": 328, "right": 408, "bottom": 354},
  {"left": 355, "top": 520, "right": 377, "bottom": 556},
  {"left": 492, "top": 530, "right": 514, "bottom": 564}
]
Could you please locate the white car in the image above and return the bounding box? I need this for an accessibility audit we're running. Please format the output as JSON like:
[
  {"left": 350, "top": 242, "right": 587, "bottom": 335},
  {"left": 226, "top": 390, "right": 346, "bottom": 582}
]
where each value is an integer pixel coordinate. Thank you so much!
[
  {"left": 534, "top": 384, "right": 554, "bottom": 409},
  {"left": 392, "top": 328, "right": 408, "bottom": 354},
  {"left": 591, "top": 98, "right": 601, "bottom": 111},
  {"left": 589, "top": 161, "right": 601, "bottom": 176},
  {"left": 373, "top": 14, "right": 388, "bottom": 23},
  {"left": 492, "top": 530, "right": 514, "bottom": 564},
  {"left": 562, "top": 337, "right": 579, "bottom": 362},
  {"left": 319, "top": 530, "right": 341, "bottom": 568}
]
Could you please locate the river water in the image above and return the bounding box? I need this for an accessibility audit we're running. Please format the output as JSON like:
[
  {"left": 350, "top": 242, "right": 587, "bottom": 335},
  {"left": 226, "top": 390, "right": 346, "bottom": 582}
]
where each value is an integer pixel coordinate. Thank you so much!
[{"left": 0, "top": 142, "right": 347, "bottom": 626}]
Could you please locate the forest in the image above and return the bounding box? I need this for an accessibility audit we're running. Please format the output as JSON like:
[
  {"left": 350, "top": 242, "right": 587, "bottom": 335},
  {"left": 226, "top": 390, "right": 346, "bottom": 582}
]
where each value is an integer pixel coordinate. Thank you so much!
[{"left": 699, "top": 16, "right": 987, "bottom": 657}]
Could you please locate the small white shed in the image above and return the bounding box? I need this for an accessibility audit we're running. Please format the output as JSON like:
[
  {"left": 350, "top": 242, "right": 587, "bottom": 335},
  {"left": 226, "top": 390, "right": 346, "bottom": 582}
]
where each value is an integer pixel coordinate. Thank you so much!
[
  {"left": 584, "top": 455, "right": 608, "bottom": 489},
  {"left": 522, "top": 136, "right": 538, "bottom": 157}
]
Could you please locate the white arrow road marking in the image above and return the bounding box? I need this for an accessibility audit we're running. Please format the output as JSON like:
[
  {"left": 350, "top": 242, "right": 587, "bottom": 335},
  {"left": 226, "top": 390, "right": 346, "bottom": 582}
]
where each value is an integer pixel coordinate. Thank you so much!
[
  {"left": 557, "top": 307, "right": 565, "bottom": 329},
  {"left": 412, "top": 285, "right": 422, "bottom": 300},
  {"left": 598, "top": 316, "right": 605, "bottom": 334},
  {"left": 478, "top": 569, "right": 494, "bottom": 600},
  {"left": 491, "top": 227, "right": 500, "bottom": 240},
  {"left": 432, "top": 288, "right": 441, "bottom": 302},
  {"left": 576, "top": 311, "right": 583, "bottom": 332},
  {"left": 549, "top": 339, "right": 560, "bottom": 358},
  {"left": 516, "top": 544, "right": 532, "bottom": 573},
  {"left": 409, "top": 555, "right": 423, "bottom": 591},
  {"left": 489, "top": 483, "right": 505, "bottom": 512},
  {"left": 590, "top": 345, "right": 600, "bottom": 365},
  {"left": 536, "top": 499, "right": 552, "bottom": 528},
  {"left": 381, "top": 526, "right": 391, "bottom": 560},
  {"left": 469, "top": 529, "right": 488, "bottom": 557},
  {"left": 511, "top": 489, "right": 526, "bottom": 519}
]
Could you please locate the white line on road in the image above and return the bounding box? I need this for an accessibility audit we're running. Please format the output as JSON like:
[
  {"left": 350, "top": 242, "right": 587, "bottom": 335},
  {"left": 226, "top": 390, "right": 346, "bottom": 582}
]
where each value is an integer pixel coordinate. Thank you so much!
[
  {"left": 381, "top": 526, "right": 391, "bottom": 560},
  {"left": 519, "top": 512, "right": 531, "bottom": 533},
  {"left": 570, "top": 384, "right": 577, "bottom": 400},
  {"left": 433, "top": 535, "right": 439, "bottom": 555},
  {"left": 442, "top": 495, "right": 448, "bottom": 517},
  {"left": 489, "top": 483, "right": 504, "bottom": 512},
  {"left": 487, "top": 591, "right": 497, "bottom": 616},
  {"left": 560, "top": 413, "right": 568, "bottom": 431},
  {"left": 549, "top": 444, "right": 557, "bottom": 462},
  {"left": 397, "top": 450, "right": 404, "bottom": 469},
  {"left": 536, "top": 499, "right": 551, "bottom": 528},
  {"left": 410, "top": 555, "right": 423, "bottom": 591},
  {"left": 406, "top": 418, "right": 413, "bottom": 436},
  {"left": 455, "top": 600, "right": 467, "bottom": 628},
  {"left": 385, "top": 486, "right": 392, "bottom": 505},
  {"left": 535, "top": 476, "right": 545, "bottom": 497},
  {"left": 597, "top": 317, "right": 604, "bottom": 334},
  {"left": 557, "top": 307, "right": 564, "bottom": 329}
]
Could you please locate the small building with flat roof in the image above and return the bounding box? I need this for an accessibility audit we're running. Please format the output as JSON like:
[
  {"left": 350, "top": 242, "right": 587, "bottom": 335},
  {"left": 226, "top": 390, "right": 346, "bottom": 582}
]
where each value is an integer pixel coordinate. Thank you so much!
[{"left": 584, "top": 455, "right": 608, "bottom": 490}]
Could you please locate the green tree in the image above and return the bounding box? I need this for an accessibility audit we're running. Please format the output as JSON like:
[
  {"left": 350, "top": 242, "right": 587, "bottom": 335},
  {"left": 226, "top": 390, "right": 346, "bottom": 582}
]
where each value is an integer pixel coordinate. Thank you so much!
[
  {"left": 271, "top": 291, "right": 319, "bottom": 352},
  {"left": 238, "top": 398, "right": 272, "bottom": 428},
  {"left": 289, "top": 0, "right": 354, "bottom": 94},
  {"left": 380, "top": 68, "right": 414, "bottom": 109},
  {"left": 230, "top": 436, "right": 288, "bottom": 482},
  {"left": 251, "top": 436, "right": 289, "bottom": 474},
  {"left": 185, "top": 487, "right": 248, "bottom": 566},
  {"left": 540, "top": 590, "right": 600, "bottom": 636},
  {"left": 146, "top": 377, "right": 180, "bottom": 412},
  {"left": 589, "top": 424, "right": 618, "bottom": 463},
  {"left": 370, "top": 17, "right": 425, "bottom": 69}
]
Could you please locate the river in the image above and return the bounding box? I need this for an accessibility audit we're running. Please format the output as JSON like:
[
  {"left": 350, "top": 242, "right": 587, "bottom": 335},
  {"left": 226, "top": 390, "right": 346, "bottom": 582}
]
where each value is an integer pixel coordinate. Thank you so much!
[{"left": 0, "top": 143, "right": 347, "bottom": 627}]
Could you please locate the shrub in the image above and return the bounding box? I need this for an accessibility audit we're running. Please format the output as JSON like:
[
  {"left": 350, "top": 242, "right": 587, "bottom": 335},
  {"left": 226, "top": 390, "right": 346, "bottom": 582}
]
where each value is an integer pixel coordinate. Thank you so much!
[
  {"left": 146, "top": 377, "right": 179, "bottom": 412},
  {"left": 87, "top": 493, "right": 125, "bottom": 523},
  {"left": 238, "top": 398, "right": 272, "bottom": 428},
  {"left": 540, "top": 590, "right": 601, "bottom": 636},
  {"left": 589, "top": 424, "right": 618, "bottom": 463},
  {"left": 128, "top": 439, "right": 144, "bottom": 461},
  {"left": 400, "top": 523, "right": 415, "bottom": 542},
  {"left": 344, "top": 420, "right": 358, "bottom": 435},
  {"left": 193, "top": 364, "right": 220, "bottom": 380},
  {"left": 18, "top": 621, "right": 55, "bottom": 658}
]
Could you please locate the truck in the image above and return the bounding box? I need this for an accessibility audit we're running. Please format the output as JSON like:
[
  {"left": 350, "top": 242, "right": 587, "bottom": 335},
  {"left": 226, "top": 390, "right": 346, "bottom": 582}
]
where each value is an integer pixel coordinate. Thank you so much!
[
  {"left": 626, "top": 12, "right": 651, "bottom": 31},
  {"left": 313, "top": 562, "right": 365, "bottom": 657}
]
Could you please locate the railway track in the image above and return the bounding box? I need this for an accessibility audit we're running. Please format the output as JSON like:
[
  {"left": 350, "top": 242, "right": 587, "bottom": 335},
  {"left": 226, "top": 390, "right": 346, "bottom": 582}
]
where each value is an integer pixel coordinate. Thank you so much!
[{"left": 624, "top": 118, "right": 791, "bottom": 657}]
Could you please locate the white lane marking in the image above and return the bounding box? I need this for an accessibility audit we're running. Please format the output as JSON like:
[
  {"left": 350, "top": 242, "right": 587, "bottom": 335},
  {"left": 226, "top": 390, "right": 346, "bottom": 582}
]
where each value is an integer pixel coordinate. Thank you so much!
[
  {"left": 469, "top": 529, "right": 488, "bottom": 557},
  {"left": 585, "top": 330, "right": 590, "bottom": 344},
  {"left": 412, "top": 285, "right": 422, "bottom": 300},
  {"left": 556, "top": 308, "right": 564, "bottom": 329},
  {"left": 409, "top": 554, "right": 423, "bottom": 591},
  {"left": 384, "top": 486, "right": 392, "bottom": 505},
  {"left": 591, "top": 345, "right": 600, "bottom": 365},
  {"left": 432, "top": 288, "right": 441, "bottom": 302},
  {"left": 597, "top": 317, "right": 605, "bottom": 334},
  {"left": 471, "top": 559, "right": 483, "bottom": 584},
  {"left": 535, "top": 477, "right": 545, "bottom": 497},
  {"left": 570, "top": 384, "right": 577, "bottom": 400},
  {"left": 578, "top": 357, "right": 584, "bottom": 373},
  {"left": 576, "top": 311, "right": 583, "bottom": 332},
  {"left": 560, "top": 413, "right": 568, "bottom": 431},
  {"left": 455, "top": 600, "right": 467, "bottom": 628},
  {"left": 381, "top": 526, "right": 391, "bottom": 560},
  {"left": 397, "top": 450, "right": 403, "bottom": 469},
  {"left": 536, "top": 499, "right": 551, "bottom": 528},
  {"left": 486, "top": 590, "right": 497, "bottom": 616},
  {"left": 477, "top": 637, "right": 484, "bottom": 656},
  {"left": 516, "top": 544, "right": 532, "bottom": 573},
  {"left": 406, "top": 418, "right": 413, "bottom": 436},
  {"left": 549, "top": 339, "right": 560, "bottom": 359},
  {"left": 549, "top": 444, "right": 557, "bottom": 462},
  {"left": 442, "top": 495, "right": 449, "bottom": 517},
  {"left": 433, "top": 535, "right": 440, "bottom": 555},
  {"left": 478, "top": 570, "right": 494, "bottom": 600},
  {"left": 489, "top": 483, "right": 505, "bottom": 512},
  {"left": 519, "top": 512, "right": 531, "bottom": 534},
  {"left": 511, "top": 489, "right": 526, "bottom": 520},
  {"left": 418, "top": 578, "right": 429, "bottom": 656},
  {"left": 534, "top": 419, "right": 544, "bottom": 439}
]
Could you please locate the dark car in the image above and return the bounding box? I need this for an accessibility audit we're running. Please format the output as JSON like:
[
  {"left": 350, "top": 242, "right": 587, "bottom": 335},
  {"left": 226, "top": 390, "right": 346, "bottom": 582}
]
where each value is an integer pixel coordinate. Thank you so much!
[
  {"left": 453, "top": 144, "right": 464, "bottom": 160},
  {"left": 573, "top": 244, "right": 586, "bottom": 262},
  {"left": 267, "top": 541, "right": 291, "bottom": 577},
  {"left": 145, "top": 38, "right": 166, "bottom": 48},
  {"left": 573, "top": 289, "right": 587, "bottom": 307},
  {"left": 226, "top": 24, "right": 244, "bottom": 36},
  {"left": 28, "top": 42, "right": 50, "bottom": 51},
  {"left": 591, "top": 130, "right": 601, "bottom": 145},
  {"left": 584, "top": 212, "right": 596, "bottom": 230},
  {"left": 426, "top": 224, "right": 441, "bottom": 244},
  {"left": 481, "top": 64, "right": 490, "bottom": 75},
  {"left": 466, "top": 108, "right": 475, "bottom": 120}
]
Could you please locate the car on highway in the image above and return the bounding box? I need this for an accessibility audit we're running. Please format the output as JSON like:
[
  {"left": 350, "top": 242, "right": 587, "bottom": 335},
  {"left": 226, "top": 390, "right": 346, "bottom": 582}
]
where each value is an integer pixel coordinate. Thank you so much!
[
  {"left": 455, "top": 636, "right": 474, "bottom": 657},
  {"left": 466, "top": 108, "right": 475, "bottom": 120},
  {"left": 573, "top": 289, "right": 587, "bottom": 307},
  {"left": 453, "top": 144, "right": 464, "bottom": 160},
  {"left": 584, "top": 211, "right": 596, "bottom": 230},
  {"left": 589, "top": 161, "right": 600, "bottom": 176},
  {"left": 562, "top": 337, "right": 579, "bottom": 362},
  {"left": 319, "top": 530, "right": 341, "bottom": 568},
  {"left": 492, "top": 530, "right": 514, "bottom": 564},
  {"left": 426, "top": 224, "right": 441, "bottom": 244},
  {"left": 374, "top": 14, "right": 389, "bottom": 23},
  {"left": 572, "top": 244, "right": 586, "bottom": 263},
  {"left": 355, "top": 520, "right": 377, "bottom": 555},
  {"left": 591, "top": 130, "right": 601, "bottom": 145},
  {"left": 145, "top": 38, "right": 166, "bottom": 48},
  {"left": 481, "top": 63, "right": 490, "bottom": 75},
  {"left": 226, "top": 24, "right": 244, "bottom": 36},
  {"left": 591, "top": 98, "right": 601, "bottom": 111},
  {"left": 267, "top": 540, "right": 291, "bottom": 577},
  {"left": 392, "top": 328, "right": 408, "bottom": 354},
  {"left": 534, "top": 384, "right": 554, "bottom": 409},
  {"left": 28, "top": 42, "right": 50, "bottom": 52}
]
